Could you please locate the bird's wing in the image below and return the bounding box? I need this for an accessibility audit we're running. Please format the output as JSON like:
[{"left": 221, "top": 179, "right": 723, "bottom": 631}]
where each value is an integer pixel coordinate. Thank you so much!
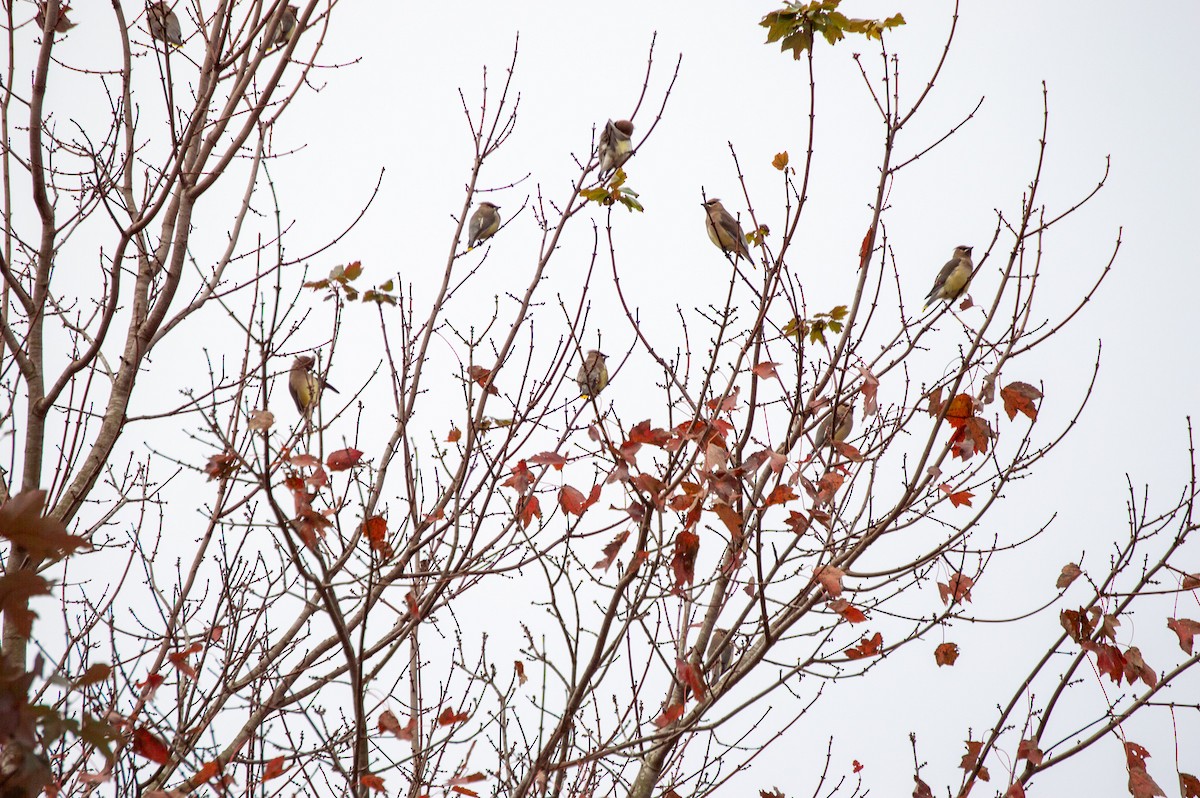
[{"left": 926, "top": 257, "right": 959, "bottom": 299}]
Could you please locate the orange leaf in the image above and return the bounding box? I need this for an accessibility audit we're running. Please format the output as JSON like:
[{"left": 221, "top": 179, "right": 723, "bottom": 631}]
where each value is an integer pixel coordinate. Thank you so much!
[
  {"left": 1017, "top": 740, "right": 1043, "bottom": 766},
  {"left": 132, "top": 727, "right": 171, "bottom": 765},
  {"left": 360, "top": 773, "right": 386, "bottom": 793},
  {"left": 1179, "top": 773, "right": 1200, "bottom": 798},
  {"left": 1000, "top": 381, "right": 1042, "bottom": 421},
  {"left": 515, "top": 660, "right": 527, "bottom": 686},
  {"left": 829, "top": 598, "right": 867, "bottom": 623},
  {"left": 593, "top": 531, "right": 630, "bottom": 571},
  {"left": 845, "top": 632, "right": 882, "bottom": 660},
  {"left": 326, "top": 448, "right": 363, "bottom": 471},
  {"left": 263, "top": 756, "right": 287, "bottom": 781},
  {"left": 937, "top": 573, "right": 974, "bottom": 605},
  {"left": 362, "top": 515, "right": 392, "bottom": 557},
  {"left": 167, "top": 643, "right": 203, "bottom": 680},
  {"left": 405, "top": 590, "right": 421, "bottom": 621},
  {"left": 670, "top": 531, "right": 700, "bottom": 589},
  {"left": 517, "top": 495, "right": 541, "bottom": 529},
  {"left": 653, "top": 703, "right": 685, "bottom": 729},
  {"left": 194, "top": 761, "right": 220, "bottom": 784},
  {"left": 1167, "top": 618, "right": 1200, "bottom": 654},
  {"left": 764, "top": 484, "right": 798, "bottom": 507},
  {"left": 772, "top": 151, "right": 789, "bottom": 170},
  {"left": 629, "top": 420, "right": 672, "bottom": 447},
  {"left": 438, "top": 707, "right": 468, "bottom": 726},
  {"left": 529, "top": 451, "right": 568, "bottom": 470},
  {"left": 501, "top": 460, "right": 534, "bottom": 493},
  {"left": 712, "top": 503, "right": 743, "bottom": 538},
  {"left": 939, "top": 483, "right": 974, "bottom": 508},
  {"left": 136, "top": 672, "right": 164, "bottom": 698},
  {"left": 676, "top": 657, "right": 707, "bottom": 700},
  {"left": 751, "top": 361, "right": 780, "bottom": 380},
  {"left": 858, "top": 227, "right": 874, "bottom": 269},
  {"left": 935, "top": 642, "right": 960, "bottom": 667},
  {"left": 944, "top": 393, "right": 975, "bottom": 428},
  {"left": 559, "top": 485, "right": 588, "bottom": 516},
  {"left": 468, "top": 365, "right": 499, "bottom": 395},
  {"left": 446, "top": 426, "right": 462, "bottom": 443},
  {"left": 814, "top": 565, "right": 845, "bottom": 597}
]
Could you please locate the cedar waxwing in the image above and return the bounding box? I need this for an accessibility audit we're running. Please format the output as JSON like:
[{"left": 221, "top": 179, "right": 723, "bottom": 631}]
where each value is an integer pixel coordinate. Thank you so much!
[
  {"left": 288, "top": 355, "right": 338, "bottom": 421},
  {"left": 923, "top": 245, "right": 974, "bottom": 311},
  {"left": 702, "top": 199, "right": 753, "bottom": 264},
  {"left": 269, "top": 4, "right": 299, "bottom": 49},
  {"left": 36, "top": 2, "right": 77, "bottom": 33},
  {"left": 707, "top": 628, "right": 734, "bottom": 681},
  {"left": 576, "top": 350, "right": 609, "bottom": 398},
  {"left": 147, "top": 2, "right": 183, "bottom": 47},
  {"left": 467, "top": 202, "right": 501, "bottom": 248},
  {"left": 598, "top": 119, "right": 634, "bottom": 179},
  {"left": 813, "top": 402, "right": 854, "bottom": 449}
]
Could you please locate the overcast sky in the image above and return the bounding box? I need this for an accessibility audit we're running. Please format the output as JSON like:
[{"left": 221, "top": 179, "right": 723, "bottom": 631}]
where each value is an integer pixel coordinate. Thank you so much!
[{"left": 19, "top": 0, "right": 1199, "bottom": 794}]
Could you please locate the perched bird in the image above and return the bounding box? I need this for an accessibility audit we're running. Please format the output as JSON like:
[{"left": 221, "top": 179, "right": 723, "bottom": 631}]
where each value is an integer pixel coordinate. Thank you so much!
[
  {"left": 597, "top": 119, "right": 635, "bottom": 180},
  {"left": 147, "top": 1, "right": 183, "bottom": 47},
  {"left": 707, "top": 628, "right": 734, "bottom": 681},
  {"left": 813, "top": 402, "right": 854, "bottom": 449},
  {"left": 268, "top": 4, "right": 299, "bottom": 49},
  {"left": 576, "top": 350, "right": 609, "bottom": 398},
  {"left": 288, "top": 355, "right": 338, "bottom": 423},
  {"left": 36, "top": 2, "right": 77, "bottom": 34},
  {"left": 467, "top": 202, "right": 501, "bottom": 248},
  {"left": 923, "top": 245, "right": 974, "bottom": 311},
  {"left": 702, "top": 199, "right": 753, "bottom": 264}
]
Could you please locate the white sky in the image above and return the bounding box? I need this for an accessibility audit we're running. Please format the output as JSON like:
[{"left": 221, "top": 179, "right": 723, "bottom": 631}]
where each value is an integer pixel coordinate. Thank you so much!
[{"left": 16, "top": 0, "right": 1200, "bottom": 794}]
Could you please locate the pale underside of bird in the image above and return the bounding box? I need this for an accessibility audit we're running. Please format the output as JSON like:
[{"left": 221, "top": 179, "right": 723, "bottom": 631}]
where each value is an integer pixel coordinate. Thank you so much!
[
  {"left": 923, "top": 245, "right": 974, "bottom": 311},
  {"left": 707, "top": 628, "right": 734, "bottom": 681},
  {"left": 702, "top": 198, "right": 753, "bottom": 264},
  {"left": 269, "top": 4, "right": 299, "bottom": 49},
  {"left": 467, "top": 202, "right": 501, "bottom": 248},
  {"left": 289, "top": 355, "right": 339, "bottom": 426},
  {"left": 813, "top": 402, "right": 854, "bottom": 449},
  {"left": 147, "top": 2, "right": 183, "bottom": 47},
  {"left": 598, "top": 119, "right": 634, "bottom": 180},
  {"left": 576, "top": 350, "right": 609, "bottom": 398}
]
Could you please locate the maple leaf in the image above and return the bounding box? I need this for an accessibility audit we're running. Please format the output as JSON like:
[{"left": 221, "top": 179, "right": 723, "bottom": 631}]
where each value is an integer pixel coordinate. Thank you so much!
[
  {"left": 0, "top": 570, "right": 52, "bottom": 637},
  {"left": 1000, "top": 381, "right": 1043, "bottom": 421},
  {"left": 852, "top": 760, "right": 864, "bottom": 773},
  {"left": 939, "top": 483, "right": 974, "bottom": 507},
  {"left": 944, "top": 393, "right": 975, "bottom": 427},
  {"left": 765, "top": 484, "right": 798, "bottom": 507},
  {"left": 913, "top": 776, "right": 933, "bottom": 797},
  {"left": 670, "top": 531, "right": 700, "bottom": 589},
  {"left": 515, "top": 661, "right": 528, "bottom": 686},
  {"left": 935, "top": 642, "right": 960, "bottom": 667},
  {"left": 1057, "top": 563, "right": 1082, "bottom": 589},
  {"left": 360, "top": 773, "right": 386, "bottom": 793},
  {"left": 1007, "top": 783, "right": 1027, "bottom": 798},
  {"left": 960, "top": 740, "right": 989, "bottom": 780},
  {"left": 676, "top": 657, "right": 707, "bottom": 700},
  {"left": 447, "top": 426, "right": 462, "bottom": 443},
  {"left": 857, "top": 365, "right": 879, "bottom": 415},
  {"left": 785, "top": 511, "right": 810, "bottom": 535},
  {"left": 713, "top": 503, "right": 743, "bottom": 539},
  {"left": 772, "top": 152, "right": 789, "bottom": 170},
  {"left": 132, "top": 727, "right": 171, "bottom": 765},
  {"left": 1017, "top": 739, "right": 1044, "bottom": 766},
  {"left": 136, "top": 673, "right": 165, "bottom": 698},
  {"left": 362, "top": 516, "right": 392, "bottom": 558},
  {"left": 859, "top": 227, "right": 874, "bottom": 269},
  {"left": 559, "top": 485, "right": 588, "bottom": 516},
  {"left": 205, "top": 452, "right": 238, "bottom": 481},
  {"left": 263, "top": 756, "right": 287, "bottom": 781},
  {"left": 752, "top": 361, "right": 780, "bottom": 379},
  {"left": 653, "top": 703, "right": 685, "bottom": 729},
  {"left": 529, "top": 451, "right": 568, "bottom": 470},
  {"left": 467, "top": 365, "right": 499, "bottom": 395},
  {"left": 1183, "top": 573, "right": 1200, "bottom": 590},
  {"left": 503, "top": 460, "right": 535, "bottom": 493},
  {"left": 926, "top": 387, "right": 944, "bottom": 416},
  {"left": 937, "top": 573, "right": 974, "bottom": 605},
  {"left": 405, "top": 590, "right": 421, "bottom": 621},
  {"left": 1128, "top": 766, "right": 1166, "bottom": 798},
  {"left": 1123, "top": 646, "right": 1157, "bottom": 688},
  {"left": 829, "top": 598, "right": 867, "bottom": 623},
  {"left": 593, "top": 531, "right": 630, "bottom": 571},
  {"left": 845, "top": 632, "right": 883, "bottom": 660},
  {"left": 628, "top": 419, "right": 672, "bottom": 447},
  {"left": 813, "top": 564, "right": 845, "bottom": 597},
  {"left": 167, "top": 642, "right": 203, "bottom": 680},
  {"left": 438, "top": 707, "right": 468, "bottom": 726},
  {"left": 1179, "top": 773, "right": 1200, "bottom": 798},
  {"left": 194, "top": 761, "right": 221, "bottom": 784},
  {"left": 0, "top": 489, "right": 89, "bottom": 561},
  {"left": 326, "top": 448, "right": 363, "bottom": 471},
  {"left": 814, "top": 470, "right": 844, "bottom": 505},
  {"left": 1167, "top": 617, "right": 1200, "bottom": 654}
]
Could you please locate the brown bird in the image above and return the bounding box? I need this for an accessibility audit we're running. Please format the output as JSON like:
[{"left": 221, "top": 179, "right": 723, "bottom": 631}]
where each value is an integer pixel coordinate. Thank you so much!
[
  {"left": 702, "top": 199, "right": 753, "bottom": 264},
  {"left": 467, "top": 202, "right": 501, "bottom": 248},
  {"left": 598, "top": 119, "right": 634, "bottom": 179},
  {"left": 35, "top": 2, "right": 77, "bottom": 33},
  {"left": 288, "top": 355, "right": 338, "bottom": 424},
  {"left": 923, "top": 245, "right": 974, "bottom": 311},
  {"left": 813, "top": 402, "right": 854, "bottom": 449},
  {"left": 269, "top": 4, "right": 299, "bottom": 49},
  {"left": 576, "top": 350, "right": 609, "bottom": 398},
  {"left": 147, "top": 1, "right": 183, "bottom": 47},
  {"left": 707, "top": 628, "right": 734, "bottom": 681}
]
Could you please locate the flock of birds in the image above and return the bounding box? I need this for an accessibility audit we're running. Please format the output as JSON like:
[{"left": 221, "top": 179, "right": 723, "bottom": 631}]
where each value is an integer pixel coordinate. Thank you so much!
[{"left": 143, "top": 1, "right": 298, "bottom": 49}]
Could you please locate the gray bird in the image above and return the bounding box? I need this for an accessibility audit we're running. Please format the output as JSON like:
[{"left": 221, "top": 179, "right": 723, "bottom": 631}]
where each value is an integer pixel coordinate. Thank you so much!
[
  {"left": 702, "top": 199, "right": 753, "bottom": 264},
  {"left": 598, "top": 119, "right": 634, "bottom": 180},
  {"left": 813, "top": 402, "right": 854, "bottom": 449},
  {"left": 923, "top": 245, "right": 974, "bottom": 311},
  {"left": 576, "top": 350, "right": 609, "bottom": 398},
  {"left": 467, "top": 202, "right": 501, "bottom": 248},
  {"left": 707, "top": 628, "right": 734, "bottom": 681},
  {"left": 288, "top": 355, "right": 338, "bottom": 423},
  {"left": 269, "top": 4, "right": 299, "bottom": 49},
  {"left": 147, "top": 2, "right": 183, "bottom": 47}
]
